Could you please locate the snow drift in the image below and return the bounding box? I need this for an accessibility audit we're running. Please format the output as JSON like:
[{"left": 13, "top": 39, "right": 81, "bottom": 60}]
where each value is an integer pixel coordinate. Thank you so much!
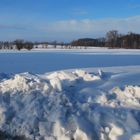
[{"left": 0, "top": 69, "right": 140, "bottom": 140}]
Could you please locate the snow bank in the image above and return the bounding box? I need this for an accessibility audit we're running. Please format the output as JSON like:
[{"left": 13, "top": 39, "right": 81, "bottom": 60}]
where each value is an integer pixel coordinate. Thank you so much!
[
  {"left": 112, "top": 85, "right": 140, "bottom": 107},
  {"left": 0, "top": 70, "right": 139, "bottom": 140},
  {"left": 74, "top": 69, "right": 101, "bottom": 81},
  {"left": 0, "top": 73, "right": 51, "bottom": 94}
]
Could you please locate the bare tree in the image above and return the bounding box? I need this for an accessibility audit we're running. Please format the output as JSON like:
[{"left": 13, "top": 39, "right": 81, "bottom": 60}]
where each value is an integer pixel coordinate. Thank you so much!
[
  {"left": 106, "top": 30, "right": 119, "bottom": 48},
  {"left": 14, "top": 40, "right": 24, "bottom": 50}
]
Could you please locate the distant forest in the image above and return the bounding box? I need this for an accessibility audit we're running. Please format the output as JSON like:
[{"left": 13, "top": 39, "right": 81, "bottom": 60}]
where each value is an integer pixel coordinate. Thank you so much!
[
  {"left": 0, "top": 30, "right": 140, "bottom": 50},
  {"left": 71, "top": 30, "right": 140, "bottom": 49},
  {"left": 0, "top": 40, "right": 34, "bottom": 50}
]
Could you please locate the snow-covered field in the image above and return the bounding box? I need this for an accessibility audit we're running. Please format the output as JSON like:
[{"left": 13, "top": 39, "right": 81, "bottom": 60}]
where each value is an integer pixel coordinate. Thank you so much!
[
  {"left": 0, "top": 48, "right": 140, "bottom": 140},
  {"left": 0, "top": 48, "right": 140, "bottom": 74}
]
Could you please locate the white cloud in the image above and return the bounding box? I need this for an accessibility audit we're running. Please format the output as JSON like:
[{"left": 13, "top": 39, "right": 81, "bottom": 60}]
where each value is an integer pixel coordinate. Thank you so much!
[
  {"left": 0, "top": 15, "right": 140, "bottom": 41},
  {"left": 41, "top": 15, "right": 140, "bottom": 41}
]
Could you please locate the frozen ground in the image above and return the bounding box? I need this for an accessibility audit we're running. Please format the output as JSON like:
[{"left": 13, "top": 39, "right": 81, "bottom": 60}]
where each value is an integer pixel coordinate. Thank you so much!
[
  {"left": 0, "top": 48, "right": 140, "bottom": 140},
  {"left": 0, "top": 48, "right": 140, "bottom": 74}
]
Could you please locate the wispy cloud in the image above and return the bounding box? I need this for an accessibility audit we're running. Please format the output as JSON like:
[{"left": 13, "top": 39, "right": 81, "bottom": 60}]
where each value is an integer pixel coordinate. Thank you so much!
[
  {"left": 40, "top": 15, "right": 140, "bottom": 41},
  {"left": 0, "top": 15, "right": 140, "bottom": 41}
]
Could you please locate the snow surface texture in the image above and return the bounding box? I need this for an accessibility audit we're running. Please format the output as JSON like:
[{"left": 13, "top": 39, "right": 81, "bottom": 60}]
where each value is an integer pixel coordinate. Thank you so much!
[
  {"left": 0, "top": 69, "right": 140, "bottom": 140},
  {"left": 0, "top": 49, "right": 140, "bottom": 74}
]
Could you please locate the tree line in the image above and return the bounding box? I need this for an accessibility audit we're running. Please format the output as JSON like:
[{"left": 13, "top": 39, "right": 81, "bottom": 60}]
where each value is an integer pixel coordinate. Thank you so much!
[
  {"left": 106, "top": 31, "right": 140, "bottom": 49},
  {"left": 0, "top": 31, "right": 140, "bottom": 50},
  {"left": 71, "top": 31, "right": 140, "bottom": 49},
  {"left": 71, "top": 38, "right": 105, "bottom": 47},
  {"left": 0, "top": 40, "right": 34, "bottom": 50}
]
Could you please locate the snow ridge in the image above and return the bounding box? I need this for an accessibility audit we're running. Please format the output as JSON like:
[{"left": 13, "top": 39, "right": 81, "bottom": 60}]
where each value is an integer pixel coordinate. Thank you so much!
[{"left": 0, "top": 70, "right": 139, "bottom": 140}]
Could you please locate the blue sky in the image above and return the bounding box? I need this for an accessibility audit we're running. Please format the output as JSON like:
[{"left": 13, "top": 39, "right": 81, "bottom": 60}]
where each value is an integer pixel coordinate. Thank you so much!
[{"left": 0, "top": 0, "right": 140, "bottom": 41}]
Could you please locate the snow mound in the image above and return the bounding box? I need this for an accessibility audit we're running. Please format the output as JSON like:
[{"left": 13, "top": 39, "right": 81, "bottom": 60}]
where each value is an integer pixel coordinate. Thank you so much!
[
  {"left": 74, "top": 69, "right": 101, "bottom": 81},
  {"left": 46, "top": 71, "right": 78, "bottom": 91},
  {"left": 0, "top": 74, "right": 30, "bottom": 93},
  {"left": 0, "top": 69, "right": 139, "bottom": 140},
  {"left": 47, "top": 69, "right": 100, "bottom": 82},
  {"left": 112, "top": 85, "right": 140, "bottom": 107},
  {"left": 47, "top": 71, "right": 78, "bottom": 81},
  {"left": 0, "top": 73, "right": 51, "bottom": 94}
]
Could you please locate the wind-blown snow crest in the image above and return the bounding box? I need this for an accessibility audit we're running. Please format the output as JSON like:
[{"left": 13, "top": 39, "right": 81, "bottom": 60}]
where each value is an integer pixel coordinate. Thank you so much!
[
  {"left": 0, "top": 69, "right": 139, "bottom": 140},
  {"left": 112, "top": 86, "right": 140, "bottom": 107}
]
